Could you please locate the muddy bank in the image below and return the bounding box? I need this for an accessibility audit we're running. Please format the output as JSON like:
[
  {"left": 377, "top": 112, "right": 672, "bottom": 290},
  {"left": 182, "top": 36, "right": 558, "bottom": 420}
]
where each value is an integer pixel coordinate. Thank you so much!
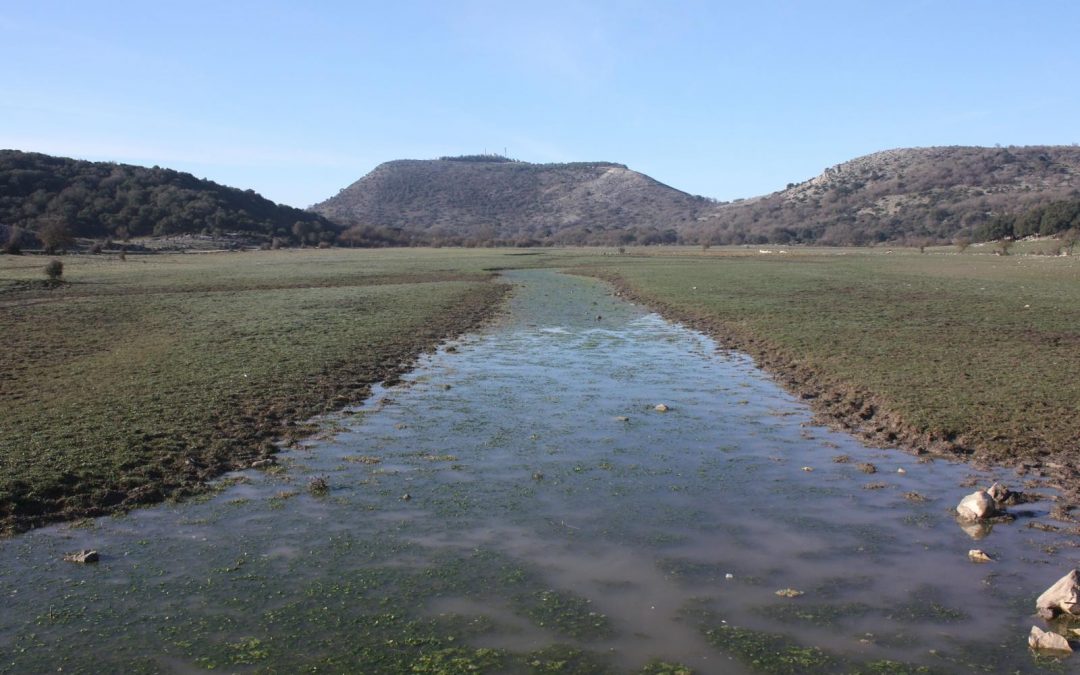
[
  {"left": 1, "top": 280, "right": 510, "bottom": 536},
  {"left": 586, "top": 270, "right": 1080, "bottom": 511}
]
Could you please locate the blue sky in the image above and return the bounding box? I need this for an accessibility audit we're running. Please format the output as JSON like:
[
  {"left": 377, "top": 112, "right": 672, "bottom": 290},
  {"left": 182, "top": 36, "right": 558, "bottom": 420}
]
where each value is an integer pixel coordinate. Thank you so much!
[{"left": 2, "top": 1, "right": 1078, "bottom": 208}]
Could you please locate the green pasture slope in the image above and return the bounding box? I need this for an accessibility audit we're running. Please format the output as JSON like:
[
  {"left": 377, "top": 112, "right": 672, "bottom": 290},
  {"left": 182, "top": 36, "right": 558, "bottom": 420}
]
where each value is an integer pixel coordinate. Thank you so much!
[
  {"left": 0, "top": 249, "right": 511, "bottom": 534},
  {"left": 588, "top": 247, "right": 1080, "bottom": 476},
  {"left": 2, "top": 245, "right": 1078, "bottom": 534}
]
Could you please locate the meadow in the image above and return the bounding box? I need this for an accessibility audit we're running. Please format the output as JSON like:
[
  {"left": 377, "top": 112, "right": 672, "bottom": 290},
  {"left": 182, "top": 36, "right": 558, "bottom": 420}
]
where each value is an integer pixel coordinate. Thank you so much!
[
  {"left": 587, "top": 247, "right": 1080, "bottom": 489},
  {"left": 2, "top": 245, "right": 1078, "bottom": 534}
]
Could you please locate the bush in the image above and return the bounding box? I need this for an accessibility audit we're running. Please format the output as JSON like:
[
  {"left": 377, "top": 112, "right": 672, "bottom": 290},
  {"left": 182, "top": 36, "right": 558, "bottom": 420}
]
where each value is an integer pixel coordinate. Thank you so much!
[{"left": 44, "top": 259, "right": 63, "bottom": 280}]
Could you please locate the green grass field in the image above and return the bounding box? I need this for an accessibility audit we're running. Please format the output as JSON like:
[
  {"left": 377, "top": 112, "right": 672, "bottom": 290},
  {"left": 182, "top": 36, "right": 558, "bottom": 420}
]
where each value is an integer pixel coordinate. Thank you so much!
[
  {"left": 584, "top": 247, "right": 1080, "bottom": 471},
  {"left": 3, "top": 245, "right": 1079, "bottom": 533},
  {"left": 0, "top": 249, "right": 517, "bottom": 534}
]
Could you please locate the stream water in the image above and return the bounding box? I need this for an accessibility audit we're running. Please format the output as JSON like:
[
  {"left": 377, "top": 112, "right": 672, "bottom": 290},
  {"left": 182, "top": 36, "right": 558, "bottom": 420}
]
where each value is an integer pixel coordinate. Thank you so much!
[{"left": 2, "top": 269, "right": 1077, "bottom": 674}]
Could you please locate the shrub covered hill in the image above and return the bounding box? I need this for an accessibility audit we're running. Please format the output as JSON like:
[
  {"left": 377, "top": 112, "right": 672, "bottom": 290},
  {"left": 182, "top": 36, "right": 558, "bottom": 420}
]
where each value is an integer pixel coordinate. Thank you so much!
[
  {"left": 312, "top": 155, "right": 712, "bottom": 246},
  {"left": 316, "top": 148, "right": 1080, "bottom": 247},
  {"left": 0, "top": 150, "right": 340, "bottom": 246},
  {"left": 687, "top": 145, "right": 1080, "bottom": 246}
]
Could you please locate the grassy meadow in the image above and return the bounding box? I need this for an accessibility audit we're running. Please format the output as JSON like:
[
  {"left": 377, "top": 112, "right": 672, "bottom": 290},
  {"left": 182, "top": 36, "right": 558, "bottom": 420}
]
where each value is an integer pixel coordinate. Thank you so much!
[
  {"left": 0, "top": 249, "right": 516, "bottom": 534},
  {"left": 586, "top": 247, "right": 1080, "bottom": 471},
  {"left": 2, "top": 244, "right": 1079, "bottom": 533}
]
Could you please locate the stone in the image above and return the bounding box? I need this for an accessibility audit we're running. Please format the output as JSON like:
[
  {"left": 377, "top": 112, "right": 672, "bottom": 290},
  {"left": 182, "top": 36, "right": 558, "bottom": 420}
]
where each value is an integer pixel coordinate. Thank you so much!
[
  {"left": 987, "top": 482, "right": 1011, "bottom": 503},
  {"left": 63, "top": 550, "right": 99, "bottom": 564},
  {"left": 1029, "top": 625, "right": 1072, "bottom": 653},
  {"left": 968, "top": 549, "right": 993, "bottom": 563},
  {"left": 250, "top": 458, "right": 275, "bottom": 469},
  {"left": 956, "top": 491, "right": 998, "bottom": 521},
  {"left": 401, "top": 493, "right": 411, "bottom": 501},
  {"left": 775, "top": 588, "right": 803, "bottom": 598},
  {"left": 1036, "top": 569, "right": 1080, "bottom": 618},
  {"left": 654, "top": 404, "right": 669, "bottom": 412},
  {"left": 857, "top": 463, "right": 877, "bottom": 474},
  {"left": 615, "top": 416, "right": 629, "bottom": 422}
]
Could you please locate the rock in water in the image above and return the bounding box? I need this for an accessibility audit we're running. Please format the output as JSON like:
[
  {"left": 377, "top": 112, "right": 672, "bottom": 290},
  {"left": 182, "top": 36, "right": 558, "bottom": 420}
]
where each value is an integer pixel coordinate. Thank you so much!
[
  {"left": 968, "top": 549, "right": 993, "bottom": 563},
  {"left": 987, "top": 482, "right": 1011, "bottom": 503},
  {"left": 1036, "top": 569, "right": 1080, "bottom": 619},
  {"left": 63, "top": 550, "right": 99, "bottom": 564},
  {"left": 956, "top": 491, "right": 998, "bottom": 520},
  {"left": 1029, "top": 625, "right": 1072, "bottom": 653},
  {"left": 654, "top": 404, "right": 669, "bottom": 412}
]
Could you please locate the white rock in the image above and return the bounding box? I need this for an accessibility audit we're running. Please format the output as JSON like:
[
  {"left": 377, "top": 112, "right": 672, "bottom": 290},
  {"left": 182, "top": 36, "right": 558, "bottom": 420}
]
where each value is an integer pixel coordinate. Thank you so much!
[
  {"left": 654, "top": 404, "right": 669, "bottom": 412},
  {"left": 1029, "top": 625, "right": 1072, "bottom": 653},
  {"left": 968, "top": 549, "right": 993, "bottom": 563},
  {"left": 1036, "top": 569, "right": 1080, "bottom": 618},
  {"left": 956, "top": 491, "right": 997, "bottom": 520}
]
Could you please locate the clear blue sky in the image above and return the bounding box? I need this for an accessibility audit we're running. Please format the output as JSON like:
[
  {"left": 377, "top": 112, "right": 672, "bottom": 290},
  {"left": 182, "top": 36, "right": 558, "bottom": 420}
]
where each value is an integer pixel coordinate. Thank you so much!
[{"left": 3, "top": 1, "right": 1078, "bottom": 208}]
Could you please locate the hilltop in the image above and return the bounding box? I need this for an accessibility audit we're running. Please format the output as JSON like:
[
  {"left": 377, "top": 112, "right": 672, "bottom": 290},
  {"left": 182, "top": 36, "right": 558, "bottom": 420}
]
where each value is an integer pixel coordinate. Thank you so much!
[
  {"left": 0, "top": 150, "right": 339, "bottom": 248},
  {"left": 687, "top": 145, "right": 1080, "bottom": 245},
  {"left": 311, "top": 155, "right": 714, "bottom": 246}
]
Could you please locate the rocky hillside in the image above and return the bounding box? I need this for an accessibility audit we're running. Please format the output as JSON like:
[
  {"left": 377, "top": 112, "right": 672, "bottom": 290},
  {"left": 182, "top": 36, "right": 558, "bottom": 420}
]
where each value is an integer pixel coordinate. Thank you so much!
[
  {"left": 0, "top": 150, "right": 339, "bottom": 246},
  {"left": 686, "top": 146, "right": 1080, "bottom": 246},
  {"left": 312, "top": 155, "right": 714, "bottom": 246}
]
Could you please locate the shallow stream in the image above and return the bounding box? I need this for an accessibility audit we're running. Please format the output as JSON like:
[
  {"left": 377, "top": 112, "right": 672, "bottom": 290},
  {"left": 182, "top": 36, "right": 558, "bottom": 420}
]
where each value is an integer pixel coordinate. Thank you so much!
[{"left": 2, "top": 269, "right": 1077, "bottom": 673}]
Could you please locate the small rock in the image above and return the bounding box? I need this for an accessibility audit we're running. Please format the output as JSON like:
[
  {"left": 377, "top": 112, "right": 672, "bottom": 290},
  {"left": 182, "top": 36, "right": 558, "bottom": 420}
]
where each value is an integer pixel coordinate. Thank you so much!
[
  {"left": 897, "top": 468, "right": 906, "bottom": 474},
  {"left": 596, "top": 315, "right": 602, "bottom": 321},
  {"left": 863, "top": 482, "right": 887, "bottom": 490},
  {"left": 987, "top": 482, "right": 1011, "bottom": 503},
  {"left": 775, "top": 588, "right": 804, "bottom": 598},
  {"left": 615, "top": 416, "right": 630, "bottom": 422},
  {"left": 1036, "top": 569, "right": 1080, "bottom": 618},
  {"left": 968, "top": 549, "right": 994, "bottom": 563},
  {"left": 250, "top": 458, "right": 275, "bottom": 469},
  {"left": 857, "top": 463, "right": 877, "bottom": 474},
  {"left": 832, "top": 455, "right": 851, "bottom": 464},
  {"left": 903, "top": 491, "right": 928, "bottom": 502},
  {"left": 956, "top": 490, "right": 998, "bottom": 521},
  {"left": 654, "top": 404, "right": 669, "bottom": 412},
  {"left": 64, "top": 550, "right": 99, "bottom": 564},
  {"left": 401, "top": 493, "right": 411, "bottom": 501},
  {"left": 801, "top": 467, "right": 813, "bottom": 472},
  {"left": 532, "top": 472, "right": 544, "bottom": 481},
  {"left": 1029, "top": 625, "right": 1072, "bottom": 653},
  {"left": 725, "top": 573, "right": 734, "bottom": 579}
]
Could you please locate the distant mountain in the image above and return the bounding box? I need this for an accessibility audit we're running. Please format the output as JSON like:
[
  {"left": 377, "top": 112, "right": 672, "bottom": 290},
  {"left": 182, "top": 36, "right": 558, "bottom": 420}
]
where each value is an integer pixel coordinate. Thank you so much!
[
  {"left": 312, "top": 155, "right": 714, "bottom": 246},
  {"left": 686, "top": 146, "right": 1080, "bottom": 246},
  {"left": 0, "top": 150, "right": 339, "bottom": 245}
]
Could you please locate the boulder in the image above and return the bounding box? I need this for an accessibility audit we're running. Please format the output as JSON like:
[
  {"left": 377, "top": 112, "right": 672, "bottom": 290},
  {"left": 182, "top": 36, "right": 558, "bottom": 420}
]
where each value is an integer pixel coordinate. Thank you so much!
[
  {"left": 968, "top": 549, "right": 993, "bottom": 563},
  {"left": 956, "top": 491, "right": 998, "bottom": 521},
  {"left": 654, "top": 404, "right": 669, "bottom": 412},
  {"left": 1036, "top": 570, "right": 1080, "bottom": 619},
  {"left": 1029, "top": 626, "right": 1072, "bottom": 653}
]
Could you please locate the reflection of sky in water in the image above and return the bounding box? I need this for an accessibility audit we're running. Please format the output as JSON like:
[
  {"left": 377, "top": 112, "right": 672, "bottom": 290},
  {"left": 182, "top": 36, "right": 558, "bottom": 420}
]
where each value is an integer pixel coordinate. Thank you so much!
[{"left": 1, "top": 269, "right": 1075, "bottom": 673}]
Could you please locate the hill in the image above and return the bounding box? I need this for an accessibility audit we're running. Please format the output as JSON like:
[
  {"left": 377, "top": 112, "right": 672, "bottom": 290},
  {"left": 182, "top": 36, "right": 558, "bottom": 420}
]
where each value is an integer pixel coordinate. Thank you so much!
[
  {"left": 0, "top": 150, "right": 339, "bottom": 247},
  {"left": 312, "top": 155, "right": 714, "bottom": 246},
  {"left": 686, "top": 145, "right": 1080, "bottom": 246}
]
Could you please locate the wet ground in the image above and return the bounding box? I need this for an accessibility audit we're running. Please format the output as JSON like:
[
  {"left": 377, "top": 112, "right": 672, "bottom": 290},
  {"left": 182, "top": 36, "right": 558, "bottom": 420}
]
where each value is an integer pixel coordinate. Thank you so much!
[{"left": 2, "top": 269, "right": 1077, "bottom": 673}]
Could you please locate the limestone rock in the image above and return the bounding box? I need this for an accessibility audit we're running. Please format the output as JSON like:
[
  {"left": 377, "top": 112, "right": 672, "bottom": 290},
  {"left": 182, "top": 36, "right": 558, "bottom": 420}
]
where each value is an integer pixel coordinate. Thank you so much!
[
  {"left": 956, "top": 491, "right": 998, "bottom": 521},
  {"left": 63, "top": 549, "right": 99, "bottom": 564},
  {"left": 1029, "top": 625, "right": 1072, "bottom": 653},
  {"left": 987, "top": 482, "right": 1011, "bottom": 503},
  {"left": 1036, "top": 569, "right": 1080, "bottom": 618},
  {"left": 968, "top": 549, "right": 993, "bottom": 563},
  {"left": 654, "top": 404, "right": 669, "bottom": 412}
]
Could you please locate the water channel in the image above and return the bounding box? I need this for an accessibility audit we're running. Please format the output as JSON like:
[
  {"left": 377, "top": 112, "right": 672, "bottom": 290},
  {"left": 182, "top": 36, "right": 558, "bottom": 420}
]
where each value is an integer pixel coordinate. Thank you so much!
[{"left": 1, "top": 269, "right": 1077, "bottom": 673}]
